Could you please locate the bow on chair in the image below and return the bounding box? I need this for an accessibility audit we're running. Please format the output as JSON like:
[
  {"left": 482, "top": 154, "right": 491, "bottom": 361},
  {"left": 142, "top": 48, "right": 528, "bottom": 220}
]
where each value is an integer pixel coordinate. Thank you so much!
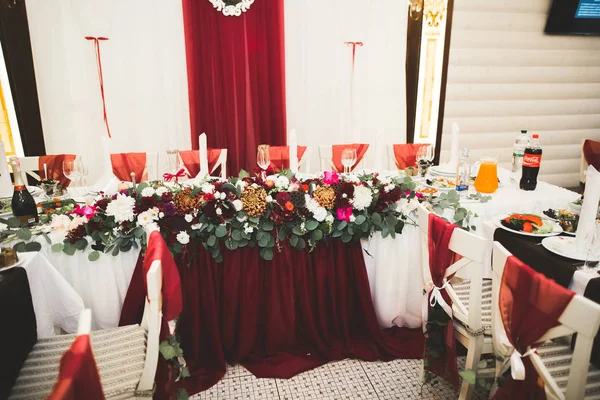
[
  {"left": 163, "top": 168, "right": 186, "bottom": 182},
  {"left": 422, "top": 278, "right": 453, "bottom": 333}
]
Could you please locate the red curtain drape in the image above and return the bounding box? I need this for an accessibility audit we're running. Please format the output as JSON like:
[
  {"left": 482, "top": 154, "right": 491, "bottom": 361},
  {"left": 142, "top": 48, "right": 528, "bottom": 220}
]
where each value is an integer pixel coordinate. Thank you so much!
[
  {"left": 173, "top": 240, "right": 424, "bottom": 395},
  {"left": 182, "top": 0, "right": 287, "bottom": 175}
]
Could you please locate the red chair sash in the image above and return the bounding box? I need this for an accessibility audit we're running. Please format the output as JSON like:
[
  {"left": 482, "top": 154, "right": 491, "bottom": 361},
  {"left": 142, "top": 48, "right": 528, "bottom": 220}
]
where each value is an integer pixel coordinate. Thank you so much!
[
  {"left": 47, "top": 335, "right": 104, "bottom": 400},
  {"left": 110, "top": 153, "right": 147, "bottom": 182},
  {"left": 179, "top": 149, "right": 224, "bottom": 177},
  {"left": 331, "top": 144, "right": 369, "bottom": 172},
  {"left": 268, "top": 146, "right": 307, "bottom": 172},
  {"left": 38, "top": 154, "right": 76, "bottom": 188},
  {"left": 492, "top": 256, "right": 575, "bottom": 399},
  {"left": 583, "top": 139, "right": 600, "bottom": 171},
  {"left": 393, "top": 144, "right": 429, "bottom": 170},
  {"left": 423, "top": 213, "right": 460, "bottom": 388}
]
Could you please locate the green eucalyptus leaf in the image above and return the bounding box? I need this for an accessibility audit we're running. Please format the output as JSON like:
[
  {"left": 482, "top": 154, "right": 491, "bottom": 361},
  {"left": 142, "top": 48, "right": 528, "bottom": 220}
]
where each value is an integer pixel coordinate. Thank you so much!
[
  {"left": 159, "top": 341, "right": 178, "bottom": 360},
  {"left": 111, "top": 245, "right": 120, "bottom": 257},
  {"left": 332, "top": 229, "right": 343, "bottom": 238},
  {"left": 289, "top": 234, "right": 299, "bottom": 247},
  {"left": 305, "top": 220, "right": 319, "bottom": 231},
  {"left": 385, "top": 214, "right": 397, "bottom": 227},
  {"left": 238, "top": 169, "right": 250, "bottom": 179},
  {"left": 88, "top": 251, "right": 100, "bottom": 262},
  {"left": 207, "top": 235, "right": 217, "bottom": 247},
  {"left": 222, "top": 183, "right": 236, "bottom": 193},
  {"left": 295, "top": 238, "right": 306, "bottom": 250},
  {"left": 16, "top": 228, "right": 32, "bottom": 241},
  {"left": 311, "top": 229, "right": 323, "bottom": 242},
  {"left": 354, "top": 214, "right": 366, "bottom": 225},
  {"left": 232, "top": 230, "right": 242, "bottom": 241},
  {"left": 13, "top": 242, "right": 26, "bottom": 252},
  {"left": 341, "top": 233, "right": 352, "bottom": 243},
  {"left": 292, "top": 225, "right": 304, "bottom": 236},
  {"left": 215, "top": 225, "right": 227, "bottom": 238},
  {"left": 337, "top": 220, "right": 347, "bottom": 230},
  {"left": 63, "top": 242, "right": 76, "bottom": 256},
  {"left": 262, "top": 220, "right": 274, "bottom": 231},
  {"left": 74, "top": 239, "right": 88, "bottom": 251},
  {"left": 371, "top": 213, "right": 382, "bottom": 226},
  {"left": 224, "top": 239, "right": 233, "bottom": 251},
  {"left": 24, "top": 242, "right": 42, "bottom": 252},
  {"left": 134, "top": 228, "right": 145, "bottom": 239},
  {"left": 258, "top": 237, "right": 269, "bottom": 248},
  {"left": 51, "top": 243, "right": 64, "bottom": 253},
  {"left": 260, "top": 247, "right": 274, "bottom": 261},
  {"left": 7, "top": 217, "right": 21, "bottom": 228}
]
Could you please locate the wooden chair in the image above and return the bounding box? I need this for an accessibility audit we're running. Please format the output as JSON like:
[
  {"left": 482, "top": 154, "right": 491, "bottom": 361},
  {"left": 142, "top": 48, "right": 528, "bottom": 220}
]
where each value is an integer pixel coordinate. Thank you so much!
[
  {"left": 417, "top": 203, "right": 494, "bottom": 399},
  {"left": 9, "top": 257, "right": 162, "bottom": 398},
  {"left": 491, "top": 241, "right": 600, "bottom": 400}
]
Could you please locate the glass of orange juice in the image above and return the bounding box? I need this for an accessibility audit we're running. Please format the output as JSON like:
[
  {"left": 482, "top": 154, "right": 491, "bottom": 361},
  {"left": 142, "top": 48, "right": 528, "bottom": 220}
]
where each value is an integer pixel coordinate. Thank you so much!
[{"left": 474, "top": 156, "right": 499, "bottom": 193}]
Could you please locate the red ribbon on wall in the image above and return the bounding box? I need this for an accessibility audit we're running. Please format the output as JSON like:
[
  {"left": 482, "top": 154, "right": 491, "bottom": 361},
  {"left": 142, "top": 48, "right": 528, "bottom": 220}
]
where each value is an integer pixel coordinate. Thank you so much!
[
  {"left": 344, "top": 41, "right": 364, "bottom": 72},
  {"left": 85, "top": 36, "right": 111, "bottom": 138}
]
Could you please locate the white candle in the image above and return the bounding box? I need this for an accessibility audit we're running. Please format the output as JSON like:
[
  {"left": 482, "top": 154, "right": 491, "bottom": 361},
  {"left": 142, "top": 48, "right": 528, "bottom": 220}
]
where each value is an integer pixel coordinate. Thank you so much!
[
  {"left": 43, "top": 163, "right": 48, "bottom": 180},
  {"left": 289, "top": 129, "right": 298, "bottom": 173},
  {"left": 199, "top": 133, "right": 209, "bottom": 176}
]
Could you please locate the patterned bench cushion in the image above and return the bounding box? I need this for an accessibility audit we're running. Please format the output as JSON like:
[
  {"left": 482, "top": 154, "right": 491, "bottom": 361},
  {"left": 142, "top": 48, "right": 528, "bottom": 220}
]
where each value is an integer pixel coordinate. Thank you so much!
[{"left": 9, "top": 324, "right": 147, "bottom": 399}]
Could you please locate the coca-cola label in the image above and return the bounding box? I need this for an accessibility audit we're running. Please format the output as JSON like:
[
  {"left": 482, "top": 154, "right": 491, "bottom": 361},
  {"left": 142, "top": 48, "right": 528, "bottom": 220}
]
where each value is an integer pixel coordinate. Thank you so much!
[{"left": 523, "top": 154, "right": 541, "bottom": 168}]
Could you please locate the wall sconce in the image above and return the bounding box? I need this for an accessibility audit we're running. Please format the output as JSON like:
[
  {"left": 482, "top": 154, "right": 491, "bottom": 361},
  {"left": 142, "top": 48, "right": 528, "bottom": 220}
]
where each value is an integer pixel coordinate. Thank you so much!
[{"left": 408, "top": 0, "right": 423, "bottom": 21}]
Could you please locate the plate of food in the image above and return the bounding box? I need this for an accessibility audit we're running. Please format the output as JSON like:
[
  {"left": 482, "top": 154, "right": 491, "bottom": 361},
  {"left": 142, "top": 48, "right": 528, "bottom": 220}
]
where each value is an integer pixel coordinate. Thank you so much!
[
  {"left": 0, "top": 197, "right": 11, "bottom": 217},
  {"left": 425, "top": 177, "right": 456, "bottom": 191},
  {"left": 543, "top": 209, "right": 579, "bottom": 236},
  {"left": 495, "top": 213, "right": 563, "bottom": 237},
  {"left": 417, "top": 186, "right": 439, "bottom": 196}
]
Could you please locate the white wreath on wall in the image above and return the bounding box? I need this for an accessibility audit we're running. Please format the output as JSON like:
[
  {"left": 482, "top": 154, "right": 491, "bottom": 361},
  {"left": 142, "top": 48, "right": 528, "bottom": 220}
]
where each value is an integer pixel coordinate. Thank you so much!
[{"left": 209, "top": 0, "right": 255, "bottom": 16}]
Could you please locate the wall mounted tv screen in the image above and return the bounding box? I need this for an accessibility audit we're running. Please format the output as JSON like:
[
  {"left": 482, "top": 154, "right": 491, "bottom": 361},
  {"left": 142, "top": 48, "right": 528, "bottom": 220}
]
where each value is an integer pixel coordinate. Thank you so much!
[{"left": 545, "top": 0, "right": 600, "bottom": 35}]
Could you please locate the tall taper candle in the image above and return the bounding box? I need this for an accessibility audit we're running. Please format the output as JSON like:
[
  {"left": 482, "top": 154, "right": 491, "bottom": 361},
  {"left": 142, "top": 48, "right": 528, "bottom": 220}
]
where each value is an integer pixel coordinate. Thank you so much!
[
  {"left": 289, "top": 129, "right": 298, "bottom": 173},
  {"left": 199, "top": 133, "right": 209, "bottom": 176}
]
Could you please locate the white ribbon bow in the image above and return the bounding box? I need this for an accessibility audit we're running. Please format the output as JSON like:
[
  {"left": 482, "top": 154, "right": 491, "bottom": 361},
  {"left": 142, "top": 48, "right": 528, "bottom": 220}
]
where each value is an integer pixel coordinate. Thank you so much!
[
  {"left": 422, "top": 279, "right": 453, "bottom": 333},
  {"left": 509, "top": 348, "right": 537, "bottom": 380}
]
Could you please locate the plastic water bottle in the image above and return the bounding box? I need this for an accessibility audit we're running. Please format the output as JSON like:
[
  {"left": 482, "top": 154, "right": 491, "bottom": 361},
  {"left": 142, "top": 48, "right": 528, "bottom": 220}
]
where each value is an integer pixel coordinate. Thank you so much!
[
  {"left": 511, "top": 130, "right": 530, "bottom": 173},
  {"left": 456, "top": 148, "right": 470, "bottom": 193}
]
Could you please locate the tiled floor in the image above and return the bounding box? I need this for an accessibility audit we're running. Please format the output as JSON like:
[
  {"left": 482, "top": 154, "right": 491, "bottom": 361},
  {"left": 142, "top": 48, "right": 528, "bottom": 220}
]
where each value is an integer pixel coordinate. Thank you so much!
[{"left": 190, "top": 358, "right": 490, "bottom": 400}]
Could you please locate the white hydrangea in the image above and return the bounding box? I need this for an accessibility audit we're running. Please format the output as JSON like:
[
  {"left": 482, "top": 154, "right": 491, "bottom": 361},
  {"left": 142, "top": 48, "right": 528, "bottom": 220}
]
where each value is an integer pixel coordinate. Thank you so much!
[
  {"left": 399, "top": 197, "right": 420, "bottom": 215},
  {"left": 184, "top": 214, "right": 193, "bottom": 223},
  {"left": 305, "top": 195, "right": 328, "bottom": 222},
  {"left": 232, "top": 199, "right": 243, "bottom": 211},
  {"left": 304, "top": 194, "right": 319, "bottom": 213},
  {"left": 176, "top": 231, "right": 190, "bottom": 245},
  {"left": 141, "top": 187, "right": 156, "bottom": 197},
  {"left": 351, "top": 186, "right": 373, "bottom": 211},
  {"left": 146, "top": 222, "right": 160, "bottom": 233},
  {"left": 50, "top": 214, "right": 72, "bottom": 232},
  {"left": 312, "top": 207, "right": 327, "bottom": 222},
  {"left": 325, "top": 214, "right": 334, "bottom": 223},
  {"left": 155, "top": 186, "right": 169, "bottom": 197},
  {"left": 275, "top": 175, "right": 290, "bottom": 189},
  {"left": 105, "top": 193, "right": 136, "bottom": 223},
  {"left": 201, "top": 183, "right": 215, "bottom": 194}
]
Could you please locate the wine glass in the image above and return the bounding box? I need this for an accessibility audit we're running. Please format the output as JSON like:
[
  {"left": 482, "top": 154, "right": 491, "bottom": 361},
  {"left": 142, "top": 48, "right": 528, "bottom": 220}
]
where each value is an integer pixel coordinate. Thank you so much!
[
  {"left": 165, "top": 149, "right": 180, "bottom": 174},
  {"left": 416, "top": 146, "right": 432, "bottom": 177},
  {"left": 62, "top": 160, "right": 78, "bottom": 186},
  {"left": 341, "top": 148, "right": 357, "bottom": 173},
  {"left": 257, "top": 145, "right": 271, "bottom": 178},
  {"left": 75, "top": 157, "right": 88, "bottom": 189}
]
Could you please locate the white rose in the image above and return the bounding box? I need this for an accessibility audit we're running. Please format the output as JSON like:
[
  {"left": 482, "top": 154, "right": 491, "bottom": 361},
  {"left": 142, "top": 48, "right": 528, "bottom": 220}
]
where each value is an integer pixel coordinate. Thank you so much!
[
  {"left": 184, "top": 214, "right": 193, "bottom": 223},
  {"left": 216, "top": 208, "right": 223, "bottom": 216},
  {"left": 275, "top": 175, "right": 290, "bottom": 189},
  {"left": 176, "top": 231, "right": 190, "bottom": 245},
  {"left": 266, "top": 195, "right": 273, "bottom": 203},
  {"left": 232, "top": 199, "right": 243, "bottom": 211},
  {"left": 312, "top": 207, "right": 327, "bottom": 222},
  {"left": 351, "top": 185, "right": 373, "bottom": 211},
  {"left": 105, "top": 193, "right": 136, "bottom": 223},
  {"left": 137, "top": 211, "right": 157, "bottom": 227},
  {"left": 155, "top": 186, "right": 169, "bottom": 196},
  {"left": 50, "top": 214, "right": 72, "bottom": 232},
  {"left": 201, "top": 183, "right": 215, "bottom": 194},
  {"left": 349, "top": 215, "right": 356, "bottom": 223},
  {"left": 141, "top": 187, "right": 156, "bottom": 197},
  {"left": 304, "top": 194, "right": 319, "bottom": 213},
  {"left": 325, "top": 214, "right": 334, "bottom": 223}
]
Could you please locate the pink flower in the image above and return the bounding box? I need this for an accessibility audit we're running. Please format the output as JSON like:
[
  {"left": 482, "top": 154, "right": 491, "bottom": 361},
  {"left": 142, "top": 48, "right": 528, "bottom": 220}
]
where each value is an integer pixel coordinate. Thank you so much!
[
  {"left": 336, "top": 206, "right": 353, "bottom": 222},
  {"left": 70, "top": 204, "right": 97, "bottom": 219},
  {"left": 404, "top": 190, "right": 412, "bottom": 197},
  {"left": 415, "top": 192, "right": 424, "bottom": 199},
  {"left": 323, "top": 171, "right": 339, "bottom": 185}
]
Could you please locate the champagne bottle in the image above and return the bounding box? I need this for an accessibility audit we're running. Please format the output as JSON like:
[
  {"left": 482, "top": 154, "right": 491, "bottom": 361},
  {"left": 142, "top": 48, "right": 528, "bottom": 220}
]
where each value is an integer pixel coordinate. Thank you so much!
[{"left": 9, "top": 157, "right": 38, "bottom": 225}]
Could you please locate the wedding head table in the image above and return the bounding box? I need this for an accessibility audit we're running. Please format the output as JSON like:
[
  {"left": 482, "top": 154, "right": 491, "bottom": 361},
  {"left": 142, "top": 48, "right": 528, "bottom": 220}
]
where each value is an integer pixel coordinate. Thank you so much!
[{"left": 2, "top": 166, "right": 580, "bottom": 395}]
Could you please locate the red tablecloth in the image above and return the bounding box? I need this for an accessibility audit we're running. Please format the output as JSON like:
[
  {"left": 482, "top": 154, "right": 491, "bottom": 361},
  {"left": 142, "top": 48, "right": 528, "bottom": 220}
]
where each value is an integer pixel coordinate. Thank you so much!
[{"left": 173, "top": 240, "right": 424, "bottom": 395}]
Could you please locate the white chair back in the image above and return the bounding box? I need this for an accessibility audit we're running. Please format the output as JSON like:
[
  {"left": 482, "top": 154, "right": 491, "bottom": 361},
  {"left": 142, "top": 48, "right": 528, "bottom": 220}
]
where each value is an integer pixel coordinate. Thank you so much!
[
  {"left": 145, "top": 152, "right": 159, "bottom": 181},
  {"left": 417, "top": 203, "right": 488, "bottom": 333},
  {"left": 17, "top": 156, "right": 42, "bottom": 181},
  {"left": 491, "top": 241, "right": 600, "bottom": 400},
  {"left": 76, "top": 309, "right": 92, "bottom": 335},
  {"left": 209, "top": 149, "right": 227, "bottom": 179}
]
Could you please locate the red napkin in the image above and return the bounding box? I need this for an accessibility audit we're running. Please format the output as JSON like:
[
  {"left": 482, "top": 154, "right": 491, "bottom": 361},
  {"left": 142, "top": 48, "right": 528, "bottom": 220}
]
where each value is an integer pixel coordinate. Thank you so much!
[
  {"left": 179, "top": 149, "right": 224, "bottom": 177},
  {"left": 331, "top": 144, "right": 369, "bottom": 172},
  {"left": 268, "top": 146, "right": 307, "bottom": 172},
  {"left": 47, "top": 335, "right": 104, "bottom": 400},
  {"left": 110, "top": 153, "right": 147, "bottom": 182},
  {"left": 38, "top": 154, "right": 76, "bottom": 188},
  {"left": 393, "top": 144, "right": 429, "bottom": 169},
  {"left": 493, "top": 256, "right": 575, "bottom": 399},
  {"left": 423, "top": 213, "right": 460, "bottom": 389},
  {"left": 583, "top": 139, "right": 600, "bottom": 171}
]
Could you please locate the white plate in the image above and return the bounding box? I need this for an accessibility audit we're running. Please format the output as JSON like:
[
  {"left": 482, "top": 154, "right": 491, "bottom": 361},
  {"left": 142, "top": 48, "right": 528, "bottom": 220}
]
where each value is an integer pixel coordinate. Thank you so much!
[
  {"left": 542, "top": 236, "right": 600, "bottom": 261},
  {"left": 430, "top": 165, "right": 456, "bottom": 177},
  {"left": 494, "top": 214, "right": 563, "bottom": 237}
]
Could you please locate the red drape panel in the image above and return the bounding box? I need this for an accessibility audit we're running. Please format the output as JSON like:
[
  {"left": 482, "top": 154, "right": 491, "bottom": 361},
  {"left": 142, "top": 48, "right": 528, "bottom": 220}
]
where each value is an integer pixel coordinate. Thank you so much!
[
  {"left": 182, "top": 0, "right": 287, "bottom": 175},
  {"left": 424, "top": 213, "right": 460, "bottom": 389},
  {"left": 493, "top": 256, "right": 575, "bottom": 400},
  {"left": 269, "top": 146, "right": 307, "bottom": 171},
  {"left": 179, "top": 149, "right": 225, "bottom": 178},
  {"left": 47, "top": 335, "right": 105, "bottom": 400},
  {"left": 110, "top": 153, "right": 147, "bottom": 182},
  {"left": 38, "top": 154, "right": 76, "bottom": 188},
  {"left": 393, "top": 144, "right": 429, "bottom": 170},
  {"left": 331, "top": 144, "right": 370, "bottom": 172},
  {"left": 583, "top": 139, "right": 600, "bottom": 171},
  {"left": 175, "top": 240, "right": 424, "bottom": 395}
]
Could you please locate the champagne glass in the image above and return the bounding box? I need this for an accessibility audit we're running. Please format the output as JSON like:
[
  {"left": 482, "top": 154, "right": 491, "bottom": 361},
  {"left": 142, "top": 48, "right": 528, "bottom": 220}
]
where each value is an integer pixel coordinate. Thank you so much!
[
  {"left": 341, "top": 148, "right": 357, "bottom": 173},
  {"left": 416, "top": 146, "right": 431, "bottom": 177},
  {"left": 75, "top": 157, "right": 88, "bottom": 191},
  {"left": 62, "top": 160, "right": 78, "bottom": 186},
  {"left": 165, "top": 149, "right": 179, "bottom": 174},
  {"left": 257, "top": 145, "right": 270, "bottom": 178}
]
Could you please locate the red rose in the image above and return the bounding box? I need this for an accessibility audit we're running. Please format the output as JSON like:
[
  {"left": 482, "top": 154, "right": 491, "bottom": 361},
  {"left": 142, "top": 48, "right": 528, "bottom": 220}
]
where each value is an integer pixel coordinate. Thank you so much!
[
  {"left": 275, "top": 192, "right": 291, "bottom": 206},
  {"left": 203, "top": 192, "right": 215, "bottom": 202}
]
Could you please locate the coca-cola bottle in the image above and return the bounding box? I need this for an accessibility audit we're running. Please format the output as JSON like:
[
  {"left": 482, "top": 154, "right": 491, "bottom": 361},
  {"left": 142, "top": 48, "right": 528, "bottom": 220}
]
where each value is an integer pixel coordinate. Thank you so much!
[{"left": 520, "top": 134, "right": 542, "bottom": 191}]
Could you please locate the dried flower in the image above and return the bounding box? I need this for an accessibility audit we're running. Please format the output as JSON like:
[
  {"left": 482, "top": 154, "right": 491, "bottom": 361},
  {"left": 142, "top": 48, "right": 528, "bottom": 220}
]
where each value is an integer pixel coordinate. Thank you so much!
[
  {"left": 174, "top": 187, "right": 199, "bottom": 214},
  {"left": 313, "top": 185, "right": 336, "bottom": 209},
  {"left": 241, "top": 186, "right": 268, "bottom": 217}
]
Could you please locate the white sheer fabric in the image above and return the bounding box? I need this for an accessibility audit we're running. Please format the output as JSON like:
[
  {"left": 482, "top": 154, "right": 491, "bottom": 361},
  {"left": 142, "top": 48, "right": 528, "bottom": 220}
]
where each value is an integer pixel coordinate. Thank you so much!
[
  {"left": 25, "top": 0, "right": 190, "bottom": 184},
  {"left": 284, "top": 0, "right": 408, "bottom": 171}
]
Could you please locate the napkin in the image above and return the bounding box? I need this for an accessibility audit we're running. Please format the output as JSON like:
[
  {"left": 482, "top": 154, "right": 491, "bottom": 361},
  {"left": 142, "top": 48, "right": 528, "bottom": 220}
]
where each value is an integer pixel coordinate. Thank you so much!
[
  {"left": 447, "top": 122, "right": 460, "bottom": 169},
  {"left": 576, "top": 165, "right": 600, "bottom": 252}
]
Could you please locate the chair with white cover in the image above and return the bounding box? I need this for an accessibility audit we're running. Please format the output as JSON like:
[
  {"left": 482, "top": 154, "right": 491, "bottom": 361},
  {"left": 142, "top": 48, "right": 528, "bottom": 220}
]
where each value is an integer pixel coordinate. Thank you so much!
[
  {"left": 110, "top": 152, "right": 159, "bottom": 182},
  {"left": 318, "top": 144, "right": 369, "bottom": 172},
  {"left": 9, "top": 248, "right": 162, "bottom": 398},
  {"left": 491, "top": 241, "right": 600, "bottom": 400},
  {"left": 417, "top": 203, "right": 494, "bottom": 399}
]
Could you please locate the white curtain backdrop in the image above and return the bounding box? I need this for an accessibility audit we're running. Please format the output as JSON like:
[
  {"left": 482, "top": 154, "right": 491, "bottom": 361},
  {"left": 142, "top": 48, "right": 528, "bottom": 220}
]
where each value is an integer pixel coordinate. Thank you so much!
[
  {"left": 284, "top": 0, "right": 408, "bottom": 170},
  {"left": 26, "top": 0, "right": 190, "bottom": 184}
]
